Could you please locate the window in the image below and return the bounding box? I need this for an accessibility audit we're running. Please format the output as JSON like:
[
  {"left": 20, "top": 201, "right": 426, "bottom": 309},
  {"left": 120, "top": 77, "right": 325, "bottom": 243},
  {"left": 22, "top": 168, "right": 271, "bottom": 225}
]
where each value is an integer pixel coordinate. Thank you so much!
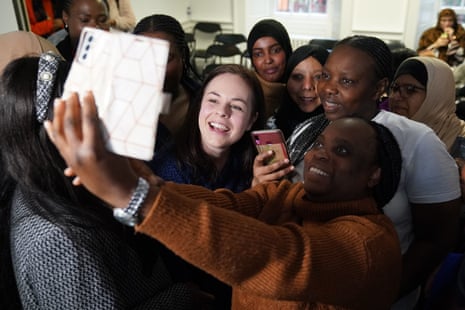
[{"left": 276, "top": 0, "right": 327, "bottom": 14}]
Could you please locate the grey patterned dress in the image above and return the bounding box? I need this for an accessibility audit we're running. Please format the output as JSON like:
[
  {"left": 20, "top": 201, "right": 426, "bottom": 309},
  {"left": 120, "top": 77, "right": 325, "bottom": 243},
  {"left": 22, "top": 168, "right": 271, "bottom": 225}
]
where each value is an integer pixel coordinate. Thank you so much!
[{"left": 10, "top": 189, "right": 193, "bottom": 309}]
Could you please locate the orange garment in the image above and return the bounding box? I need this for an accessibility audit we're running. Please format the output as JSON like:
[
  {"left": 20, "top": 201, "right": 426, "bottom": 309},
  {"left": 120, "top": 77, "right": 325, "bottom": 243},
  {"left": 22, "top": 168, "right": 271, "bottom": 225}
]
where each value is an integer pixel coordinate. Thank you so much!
[
  {"left": 25, "top": 0, "right": 57, "bottom": 37},
  {"left": 136, "top": 180, "right": 402, "bottom": 309}
]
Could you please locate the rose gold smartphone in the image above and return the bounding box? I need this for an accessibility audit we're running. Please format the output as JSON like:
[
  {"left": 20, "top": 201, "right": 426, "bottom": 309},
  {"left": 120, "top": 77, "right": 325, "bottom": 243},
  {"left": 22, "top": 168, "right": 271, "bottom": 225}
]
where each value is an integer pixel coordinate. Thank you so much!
[{"left": 251, "top": 129, "right": 289, "bottom": 164}]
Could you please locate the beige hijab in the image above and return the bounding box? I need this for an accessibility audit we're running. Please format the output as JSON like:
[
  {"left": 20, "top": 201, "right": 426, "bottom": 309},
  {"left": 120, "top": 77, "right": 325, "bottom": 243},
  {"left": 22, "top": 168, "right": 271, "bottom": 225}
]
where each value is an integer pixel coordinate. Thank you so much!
[
  {"left": 409, "top": 56, "right": 465, "bottom": 151},
  {"left": 0, "top": 31, "right": 62, "bottom": 74}
]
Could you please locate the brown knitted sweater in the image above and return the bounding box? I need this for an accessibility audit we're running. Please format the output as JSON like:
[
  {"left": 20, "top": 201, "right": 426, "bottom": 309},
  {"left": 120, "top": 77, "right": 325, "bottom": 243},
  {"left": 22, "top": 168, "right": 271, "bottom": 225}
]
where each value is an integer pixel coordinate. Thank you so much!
[{"left": 136, "top": 180, "right": 401, "bottom": 309}]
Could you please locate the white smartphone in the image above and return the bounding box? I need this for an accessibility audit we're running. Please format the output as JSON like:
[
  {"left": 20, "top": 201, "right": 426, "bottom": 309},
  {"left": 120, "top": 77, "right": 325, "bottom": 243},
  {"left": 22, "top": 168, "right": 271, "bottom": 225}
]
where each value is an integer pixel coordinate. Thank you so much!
[
  {"left": 63, "top": 27, "right": 170, "bottom": 160},
  {"left": 251, "top": 129, "right": 289, "bottom": 164}
]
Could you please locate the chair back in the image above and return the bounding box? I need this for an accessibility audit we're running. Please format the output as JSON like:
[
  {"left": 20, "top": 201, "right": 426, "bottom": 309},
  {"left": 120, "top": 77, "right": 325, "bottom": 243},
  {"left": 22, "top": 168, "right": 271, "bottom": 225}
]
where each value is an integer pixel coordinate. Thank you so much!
[
  {"left": 383, "top": 39, "right": 406, "bottom": 51},
  {"left": 214, "top": 33, "right": 247, "bottom": 46},
  {"left": 194, "top": 22, "right": 222, "bottom": 34},
  {"left": 202, "top": 44, "right": 242, "bottom": 79},
  {"left": 191, "top": 22, "right": 222, "bottom": 76},
  {"left": 185, "top": 32, "right": 195, "bottom": 53},
  {"left": 309, "top": 38, "right": 338, "bottom": 52},
  {"left": 192, "top": 22, "right": 222, "bottom": 51}
]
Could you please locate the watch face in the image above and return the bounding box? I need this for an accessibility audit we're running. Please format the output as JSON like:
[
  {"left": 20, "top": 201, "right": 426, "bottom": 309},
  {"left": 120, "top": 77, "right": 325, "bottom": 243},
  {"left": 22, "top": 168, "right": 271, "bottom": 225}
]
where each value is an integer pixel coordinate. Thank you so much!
[{"left": 113, "top": 208, "right": 139, "bottom": 227}]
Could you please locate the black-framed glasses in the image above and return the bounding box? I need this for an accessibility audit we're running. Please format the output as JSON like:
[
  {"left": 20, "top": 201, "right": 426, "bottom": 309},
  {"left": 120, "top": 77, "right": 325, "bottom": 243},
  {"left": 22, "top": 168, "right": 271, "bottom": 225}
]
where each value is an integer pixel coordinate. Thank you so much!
[{"left": 389, "top": 83, "right": 426, "bottom": 97}]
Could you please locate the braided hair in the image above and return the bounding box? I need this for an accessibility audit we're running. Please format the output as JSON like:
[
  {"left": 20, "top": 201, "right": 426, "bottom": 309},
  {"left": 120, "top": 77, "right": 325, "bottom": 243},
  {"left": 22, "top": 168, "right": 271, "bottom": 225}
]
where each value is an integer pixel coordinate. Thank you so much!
[
  {"left": 62, "top": 0, "right": 109, "bottom": 14},
  {"left": 336, "top": 35, "right": 393, "bottom": 88},
  {"left": 133, "top": 14, "right": 200, "bottom": 85},
  {"left": 367, "top": 120, "right": 402, "bottom": 209}
]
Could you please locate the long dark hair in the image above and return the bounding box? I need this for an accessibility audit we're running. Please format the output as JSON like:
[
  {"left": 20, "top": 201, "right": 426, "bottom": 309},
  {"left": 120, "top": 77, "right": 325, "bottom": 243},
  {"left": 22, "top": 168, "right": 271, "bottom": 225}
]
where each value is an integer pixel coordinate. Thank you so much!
[
  {"left": 175, "top": 64, "right": 265, "bottom": 184},
  {"left": 0, "top": 56, "right": 113, "bottom": 308},
  {"left": 133, "top": 14, "right": 201, "bottom": 93}
]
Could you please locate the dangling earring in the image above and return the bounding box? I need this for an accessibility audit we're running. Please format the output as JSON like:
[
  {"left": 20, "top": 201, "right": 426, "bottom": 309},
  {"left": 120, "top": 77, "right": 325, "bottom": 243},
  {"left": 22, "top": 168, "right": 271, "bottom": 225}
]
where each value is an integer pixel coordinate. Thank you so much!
[{"left": 378, "top": 94, "right": 388, "bottom": 103}]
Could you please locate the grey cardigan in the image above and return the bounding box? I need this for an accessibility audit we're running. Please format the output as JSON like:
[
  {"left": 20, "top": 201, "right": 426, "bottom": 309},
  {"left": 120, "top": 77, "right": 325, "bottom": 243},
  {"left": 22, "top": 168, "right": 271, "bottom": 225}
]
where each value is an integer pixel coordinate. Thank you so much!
[{"left": 10, "top": 189, "right": 193, "bottom": 309}]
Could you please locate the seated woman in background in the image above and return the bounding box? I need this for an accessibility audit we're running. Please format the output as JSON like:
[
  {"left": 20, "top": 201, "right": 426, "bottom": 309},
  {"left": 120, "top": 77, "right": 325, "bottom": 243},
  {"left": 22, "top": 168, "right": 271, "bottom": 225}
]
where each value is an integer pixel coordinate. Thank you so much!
[
  {"left": 0, "top": 53, "right": 196, "bottom": 309},
  {"left": 133, "top": 14, "right": 201, "bottom": 146},
  {"left": 47, "top": 96, "right": 406, "bottom": 309},
  {"left": 55, "top": 0, "right": 110, "bottom": 62},
  {"left": 247, "top": 19, "right": 293, "bottom": 118},
  {"left": 417, "top": 8, "right": 465, "bottom": 67}
]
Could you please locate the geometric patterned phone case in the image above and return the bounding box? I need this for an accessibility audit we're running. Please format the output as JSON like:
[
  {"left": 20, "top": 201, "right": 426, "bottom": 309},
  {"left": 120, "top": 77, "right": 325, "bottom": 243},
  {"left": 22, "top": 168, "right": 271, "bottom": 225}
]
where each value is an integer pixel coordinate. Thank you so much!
[{"left": 64, "top": 27, "right": 170, "bottom": 160}]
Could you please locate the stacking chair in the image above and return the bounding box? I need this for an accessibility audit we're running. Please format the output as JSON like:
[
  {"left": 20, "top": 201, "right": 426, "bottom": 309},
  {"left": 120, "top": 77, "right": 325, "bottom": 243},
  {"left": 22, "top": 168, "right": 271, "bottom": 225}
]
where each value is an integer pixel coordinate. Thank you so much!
[
  {"left": 214, "top": 33, "right": 247, "bottom": 48},
  {"left": 201, "top": 33, "right": 247, "bottom": 78},
  {"left": 383, "top": 39, "right": 406, "bottom": 51},
  {"left": 240, "top": 50, "right": 251, "bottom": 68},
  {"left": 190, "top": 22, "right": 222, "bottom": 76},
  {"left": 202, "top": 43, "right": 243, "bottom": 78},
  {"left": 185, "top": 32, "right": 195, "bottom": 54}
]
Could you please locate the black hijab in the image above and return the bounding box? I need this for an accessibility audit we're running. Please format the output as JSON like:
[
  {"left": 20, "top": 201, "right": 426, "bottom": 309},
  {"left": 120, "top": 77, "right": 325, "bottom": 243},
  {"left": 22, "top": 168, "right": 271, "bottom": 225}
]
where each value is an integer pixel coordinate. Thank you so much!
[{"left": 275, "top": 44, "right": 329, "bottom": 138}]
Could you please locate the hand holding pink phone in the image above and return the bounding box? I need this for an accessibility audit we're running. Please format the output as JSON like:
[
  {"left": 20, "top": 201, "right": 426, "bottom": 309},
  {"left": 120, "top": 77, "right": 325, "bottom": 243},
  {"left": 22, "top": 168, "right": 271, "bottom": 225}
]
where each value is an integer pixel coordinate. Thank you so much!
[{"left": 251, "top": 129, "right": 289, "bottom": 165}]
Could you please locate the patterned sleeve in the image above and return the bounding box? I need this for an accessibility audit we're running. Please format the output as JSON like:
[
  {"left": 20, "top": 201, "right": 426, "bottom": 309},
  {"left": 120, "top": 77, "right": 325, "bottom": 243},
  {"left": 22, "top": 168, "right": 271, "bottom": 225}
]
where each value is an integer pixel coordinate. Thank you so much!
[{"left": 22, "top": 227, "right": 122, "bottom": 309}]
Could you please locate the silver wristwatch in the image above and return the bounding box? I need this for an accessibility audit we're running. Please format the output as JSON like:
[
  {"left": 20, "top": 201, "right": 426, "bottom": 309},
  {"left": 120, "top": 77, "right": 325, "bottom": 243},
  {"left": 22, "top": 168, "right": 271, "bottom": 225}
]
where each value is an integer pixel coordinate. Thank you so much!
[{"left": 113, "top": 177, "right": 149, "bottom": 227}]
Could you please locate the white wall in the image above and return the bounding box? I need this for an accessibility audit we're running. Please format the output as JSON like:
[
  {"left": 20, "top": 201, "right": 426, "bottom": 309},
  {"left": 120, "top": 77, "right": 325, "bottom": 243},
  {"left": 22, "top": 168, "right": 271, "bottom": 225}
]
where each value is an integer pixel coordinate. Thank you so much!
[
  {"left": 0, "top": 1, "right": 22, "bottom": 33},
  {"left": 131, "top": 1, "right": 190, "bottom": 24},
  {"left": 243, "top": 0, "right": 341, "bottom": 48},
  {"left": 340, "top": 0, "right": 421, "bottom": 48},
  {"left": 131, "top": 0, "right": 234, "bottom": 32},
  {"left": 0, "top": 0, "right": 431, "bottom": 50}
]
